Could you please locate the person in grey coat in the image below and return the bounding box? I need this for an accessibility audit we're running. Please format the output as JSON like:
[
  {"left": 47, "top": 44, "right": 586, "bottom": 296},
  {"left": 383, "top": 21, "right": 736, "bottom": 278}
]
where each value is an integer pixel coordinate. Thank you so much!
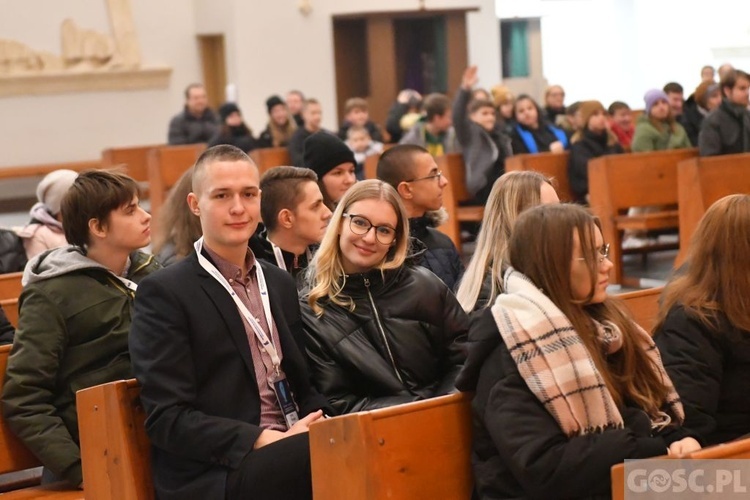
[
  {"left": 167, "top": 83, "right": 220, "bottom": 145},
  {"left": 699, "top": 69, "right": 750, "bottom": 156},
  {"left": 452, "top": 66, "right": 512, "bottom": 204}
]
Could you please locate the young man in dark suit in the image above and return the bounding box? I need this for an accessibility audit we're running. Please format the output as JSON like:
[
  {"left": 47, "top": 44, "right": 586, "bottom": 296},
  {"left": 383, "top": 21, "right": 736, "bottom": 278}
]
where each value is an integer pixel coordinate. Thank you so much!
[{"left": 129, "top": 145, "right": 330, "bottom": 500}]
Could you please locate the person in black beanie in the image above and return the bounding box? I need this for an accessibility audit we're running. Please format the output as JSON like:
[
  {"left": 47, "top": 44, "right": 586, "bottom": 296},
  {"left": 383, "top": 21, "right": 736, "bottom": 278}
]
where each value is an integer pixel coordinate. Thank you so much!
[
  {"left": 303, "top": 132, "right": 357, "bottom": 210},
  {"left": 208, "top": 102, "right": 257, "bottom": 152},
  {"left": 257, "top": 95, "right": 297, "bottom": 148}
]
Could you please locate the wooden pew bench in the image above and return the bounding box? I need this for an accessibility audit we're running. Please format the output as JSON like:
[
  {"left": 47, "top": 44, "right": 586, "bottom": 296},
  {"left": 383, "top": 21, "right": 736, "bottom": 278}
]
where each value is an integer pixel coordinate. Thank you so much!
[
  {"left": 0, "top": 272, "right": 23, "bottom": 302},
  {"left": 77, "top": 382, "right": 474, "bottom": 500},
  {"left": 616, "top": 287, "right": 663, "bottom": 334},
  {"left": 77, "top": 379, "right": 153, "bottom": 500},
  {"left": 436, "top": 153, "right": 483, "bottom": 251},
  {"left": 611, "top": 436, "right": 750, "bottom": 500},
  {"left": 505, "top": 151, "right": 574, "bottom": 202},
  {"left": 310, "top": 392, "right": 473, "bottom": 499},
  {"left": 0, "top": 345, "right": 84, "bottom": 498},
  {"left": 249, "top": 147, "right": 291, "bottom": 176},
  {"left": 675, "top": 153, "right": 750, "bottom": 266},
  {"left": 147, "top": 144, "right": 206, "bottom": 219},
  {"left": 588, "top": 148, "right": 698, "bottom": 285}
]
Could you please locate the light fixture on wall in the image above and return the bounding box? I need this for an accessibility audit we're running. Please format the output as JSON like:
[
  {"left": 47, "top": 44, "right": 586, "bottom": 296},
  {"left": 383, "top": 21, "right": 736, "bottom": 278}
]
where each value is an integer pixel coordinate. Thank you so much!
[{"left": 298, "top": 0, "right": 312, "bottom": 16}]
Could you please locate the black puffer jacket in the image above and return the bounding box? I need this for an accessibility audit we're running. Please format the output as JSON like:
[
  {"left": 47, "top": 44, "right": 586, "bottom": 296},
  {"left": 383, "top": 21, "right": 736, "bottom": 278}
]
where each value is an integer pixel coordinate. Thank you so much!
[
  {"left": 457, "top": 309, "right": 696, "bottom": 500},
  {"left": 248, "top": 225, "right": 312, "bottom": 282},
  {"left": 654, "top": 305, "right": 750, "bottom": 445},
  {"left": 409, "top": 213, "right": 463, "bottom": 290},
  {"left": 300, "top": 251, "right": 469, "bottom": 415},
  {"left": 167, "top": 107, "right": 220, "bottom": 145},
  {"left": 568, "top": 129, "right": 623, "bottom": 204}
]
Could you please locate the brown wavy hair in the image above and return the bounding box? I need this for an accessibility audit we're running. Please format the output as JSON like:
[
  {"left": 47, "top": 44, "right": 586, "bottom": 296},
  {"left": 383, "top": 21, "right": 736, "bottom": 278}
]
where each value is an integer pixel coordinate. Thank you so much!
[
  {"left": 510, "top": 204, "right": 672, "bottom": 415},
  {"left": 655, "top": 194, "right": 750, "bottom": 333}
]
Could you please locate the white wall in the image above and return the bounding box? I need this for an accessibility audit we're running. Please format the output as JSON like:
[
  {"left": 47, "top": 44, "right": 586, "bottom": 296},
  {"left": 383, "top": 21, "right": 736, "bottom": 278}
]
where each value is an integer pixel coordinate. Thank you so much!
[
  {"left": 0, "top": 0, "right": 202, "bottom": 167},
  {"left": 497, "top": 0, "right": 750, "bottom": 108}
]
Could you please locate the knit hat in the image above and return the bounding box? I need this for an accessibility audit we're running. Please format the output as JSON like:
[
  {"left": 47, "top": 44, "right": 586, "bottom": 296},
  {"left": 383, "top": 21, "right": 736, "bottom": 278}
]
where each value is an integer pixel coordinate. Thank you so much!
[
  {"left": 644, "top": 89, "right": 669, "bottom": 114},
  {"left": 491, "top": 85, "right": 515, "bottom": 107},
  {"left": 36, "top": 169, "right": 78, "bottom": 216},
  {"left": 218, "top": 102, "right": 241, "bottom": 122},
  {"left": 266, "top": 95, "right": 285, "bottom": 114},
  {"left": 303, "top": 132, "right": 356, "bottom": 178},
  {"left": 578, "top": 100, "right": 606, "bottom": 129}
]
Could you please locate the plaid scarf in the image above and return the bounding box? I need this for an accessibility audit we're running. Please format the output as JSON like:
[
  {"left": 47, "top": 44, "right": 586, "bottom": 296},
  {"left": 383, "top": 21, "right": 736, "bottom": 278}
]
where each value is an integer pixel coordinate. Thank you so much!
[{"left": 492, "top": 269, "right": 684, "bottom": 437}]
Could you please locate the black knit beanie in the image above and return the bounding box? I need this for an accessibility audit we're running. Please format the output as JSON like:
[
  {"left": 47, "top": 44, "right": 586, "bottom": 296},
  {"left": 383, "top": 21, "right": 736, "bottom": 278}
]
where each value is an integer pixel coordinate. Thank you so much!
[
  {"left": 303, "top": 132, "right": 356, "bottom": 178},
  {"left": 218, "top": 102, "right": 241, "bottom": 122},
  {"left": 266, "top": 95, "right": 285, "bottom": 114}
]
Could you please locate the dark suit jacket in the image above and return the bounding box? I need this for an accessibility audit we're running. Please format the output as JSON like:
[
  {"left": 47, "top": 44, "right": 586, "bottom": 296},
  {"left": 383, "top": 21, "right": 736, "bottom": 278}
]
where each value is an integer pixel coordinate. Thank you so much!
[{"left": 129, "top": 250, "right": 329, "bottom": 500}]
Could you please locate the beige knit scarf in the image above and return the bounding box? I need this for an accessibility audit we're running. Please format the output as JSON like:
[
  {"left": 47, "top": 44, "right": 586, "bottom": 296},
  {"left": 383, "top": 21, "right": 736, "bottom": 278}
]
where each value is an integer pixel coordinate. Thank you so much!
[{"left": 492, "top": 269, "right": 684, "bottom": 437}]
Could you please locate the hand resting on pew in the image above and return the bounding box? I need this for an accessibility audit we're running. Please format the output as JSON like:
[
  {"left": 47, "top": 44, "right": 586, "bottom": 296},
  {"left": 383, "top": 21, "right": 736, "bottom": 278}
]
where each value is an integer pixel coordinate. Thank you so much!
[{"left": 253, "top": 410, "right": 323, "bottom": 449}]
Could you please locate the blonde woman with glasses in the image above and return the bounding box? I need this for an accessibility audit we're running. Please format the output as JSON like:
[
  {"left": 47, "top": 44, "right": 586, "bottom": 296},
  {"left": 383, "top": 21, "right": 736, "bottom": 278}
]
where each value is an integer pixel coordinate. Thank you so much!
[{"left": 300, "top": 180, "right": 468, "bottom": 414}]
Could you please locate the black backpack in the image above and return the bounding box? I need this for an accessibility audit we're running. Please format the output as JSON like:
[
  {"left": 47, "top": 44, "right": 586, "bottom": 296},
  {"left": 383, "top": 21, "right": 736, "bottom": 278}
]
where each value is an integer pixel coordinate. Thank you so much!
[{"left": 0, "top": 228, "right": 27, "bottom": 274}]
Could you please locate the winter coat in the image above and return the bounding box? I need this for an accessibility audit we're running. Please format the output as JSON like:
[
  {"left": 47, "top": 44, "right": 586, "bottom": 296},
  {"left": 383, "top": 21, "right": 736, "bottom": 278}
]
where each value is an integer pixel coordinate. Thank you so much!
[
  {"left": 409, "top": 214, "right": 463, "bottom": 290},
  {"left": 681, "top": 95, "right": 705, "bottom": 147},
  {"left": 654, "top": 305, "right": 750, "bottom": 445},
  {"left": 510, "top": 122, "right": 569, "bottom": 155},
  {"left": 568, "top": 129, "right": 624, "bottom": 204},
  {"left": 167, "top": 107, "right": 220, "bottom": 145},
  {"left": 399, "top": 120, "right": 460, "bottom": 156},
  {"left": 631, "top": 115, "right": 691, "bottom": 152},
  {"left": 698, "top": 99, "right": 750, "bottom": 156},
  {"left": 1, "top": 247, "right": 159, "bottom": 486},
  {"left": 456, "top": 308, "right": 696, "bottom": 499},
  {"left": 287, "top": 127, "right": 315, "bottom": 167},
  {"left": 17, "top": 222, "right": 67, "bottom": 261},
  {"left": 248, "top": 225, "right": 313, "bottom": 281},
  {"left": 0, "top": 306, "right": 13, "bottom": 345},
  {"left": 207, "top": 124, "right": 256, "bottom": 153},
  {"left": 452, "top": 88, "right": 513, "bottom": 203},
  {"left": 300, "top": 249, "right": 469, "bottom": 415}
]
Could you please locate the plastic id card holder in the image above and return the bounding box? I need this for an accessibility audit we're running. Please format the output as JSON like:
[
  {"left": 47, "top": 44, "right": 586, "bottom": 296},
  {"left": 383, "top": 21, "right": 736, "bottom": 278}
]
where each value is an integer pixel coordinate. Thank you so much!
[{"left": 272, "top": 376, "right": 300, "bottom": 429}]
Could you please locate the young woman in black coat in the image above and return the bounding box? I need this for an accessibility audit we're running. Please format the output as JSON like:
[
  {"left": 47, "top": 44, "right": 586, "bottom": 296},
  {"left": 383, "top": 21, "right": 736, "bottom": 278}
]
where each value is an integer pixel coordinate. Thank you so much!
[
  {"left": 654, "top": 194, "right": 750, "bottom": 445},
  {"left": 567, "top": 100, "right": 624, "bottom": 204},
  {"left": 457, "top": 203, "right": 700, "bottom": 499}
]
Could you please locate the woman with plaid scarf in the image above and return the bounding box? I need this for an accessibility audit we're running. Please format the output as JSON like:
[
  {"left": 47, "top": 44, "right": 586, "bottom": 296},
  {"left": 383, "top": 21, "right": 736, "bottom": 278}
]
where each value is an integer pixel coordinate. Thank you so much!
[{"left": 457, "top": 204, "right": 701, "bottom": 499}]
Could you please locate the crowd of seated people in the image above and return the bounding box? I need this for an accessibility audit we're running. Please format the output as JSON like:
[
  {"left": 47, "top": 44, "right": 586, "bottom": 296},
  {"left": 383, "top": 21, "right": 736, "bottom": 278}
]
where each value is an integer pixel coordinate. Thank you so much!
[{"left": 2, "top": 60, "right": 750, "bottom": 499}]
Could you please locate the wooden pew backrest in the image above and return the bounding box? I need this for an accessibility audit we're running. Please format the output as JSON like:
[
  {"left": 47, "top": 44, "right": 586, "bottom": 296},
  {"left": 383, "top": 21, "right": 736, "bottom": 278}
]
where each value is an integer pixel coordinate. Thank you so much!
[
  {"left": 676, "top": 154, "right": 750, "bottom": 267},
  {"left": 147, "top": 144, "right": 206, "bottom": 219},
  {"left": 505, "top": 152, "right": 573, "bottom": 202},
  {"left": 1, "top": 299, "right": 18, "bottom": 328},
  {"left": 616, "top": 287, "right": 663, "bottom": 334},
  {"left": 0, "top": 273, "right": 23, "bottom": 302},
  {"left": 435, "top": 154, "right": 483, "bottom": 251},
  {"left": 249, "top": 147, "right": 291, "bottom": 176},
  {"left": 77, "top": 379, "right": 153, "bottom": 500},
  {"left": 101, "top": 145, "right": 163, "bottom": 184},
  {"left": 0, "top": 161, "right": 101, "bottom": 181},
  {"left": 309, "top": 392, "right": 473, "bottom": 500}
]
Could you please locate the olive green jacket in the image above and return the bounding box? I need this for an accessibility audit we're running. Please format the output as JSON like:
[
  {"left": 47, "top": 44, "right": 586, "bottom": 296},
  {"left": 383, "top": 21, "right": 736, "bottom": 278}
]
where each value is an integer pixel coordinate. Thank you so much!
[
  {"left": 1, "top": 246, "right": 159, "bottom": 486},
  {"left": 631, "top": 115, "right": 692, "bottom": 152}
]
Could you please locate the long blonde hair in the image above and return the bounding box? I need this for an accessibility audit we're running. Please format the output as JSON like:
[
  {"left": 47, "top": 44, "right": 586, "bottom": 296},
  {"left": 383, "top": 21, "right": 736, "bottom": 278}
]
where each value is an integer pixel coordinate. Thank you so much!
[
  {"left": 456, "top": 171, "right": 554, "bottom": 312},
  {"left": 306, "top": 180, "right": 410, "bottom": 316},
  {"left": 655, "top": 194, "right": 750, "bottom": 333},
  {"left": 152, "top": 169, "right": 202, "bottom": 260}
]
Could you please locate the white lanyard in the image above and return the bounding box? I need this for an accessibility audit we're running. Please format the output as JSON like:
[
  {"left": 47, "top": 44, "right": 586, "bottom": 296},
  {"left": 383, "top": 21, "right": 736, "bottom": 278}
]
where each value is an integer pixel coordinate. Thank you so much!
[
  {"left": 194, "top": 238, "right": 281, "bottom": 373},
  {"left": 269, "top": 240, "right": 312, "bottom": 272}
]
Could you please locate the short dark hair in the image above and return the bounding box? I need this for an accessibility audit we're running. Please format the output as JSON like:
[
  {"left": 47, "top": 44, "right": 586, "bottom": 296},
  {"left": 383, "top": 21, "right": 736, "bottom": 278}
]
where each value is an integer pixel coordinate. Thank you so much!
[
  {"left": 663, "top": 82, "right": 684, "bottom": 94},
  {"left": 62, "top": 170, "right": 140, "bottom": 247},
  {"left": 720, "top": 69, "right": 750, "bottom": 94},
  {"left": 608, "top": 101, "right": 631, "bottom": 115},
  {"left": 468, "top": 98, "right": 495, "bottom": 114},
  {"left": 184, "top": 83, "right": 204, "bottom": 99},
  {"left": 376, "top": 144, "right": 430, "bottom": 188},
  {"left": 192, "top": 145, "right": 255, "bottom": 194},
  {"left": 423, "top": 93, "right": 451, "bottom": 121},
  {"left": 260, "top": 167, "right": 318, "bottom": 232}
]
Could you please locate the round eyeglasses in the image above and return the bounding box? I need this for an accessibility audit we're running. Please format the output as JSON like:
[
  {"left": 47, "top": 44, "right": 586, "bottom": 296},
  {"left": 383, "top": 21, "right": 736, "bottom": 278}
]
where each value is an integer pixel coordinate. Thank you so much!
[
  {"left": 342, "top": 213, "right": 397, "bottom": 245},
  {"left": 575, "top": 244, "right": 611, "bottom": 264}
]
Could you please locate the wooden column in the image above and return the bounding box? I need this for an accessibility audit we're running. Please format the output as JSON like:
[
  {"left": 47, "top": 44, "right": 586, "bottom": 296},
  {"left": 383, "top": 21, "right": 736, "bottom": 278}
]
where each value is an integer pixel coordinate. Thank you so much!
[
  {"left": 366, "top": 17, "right": 397, "bottom": 127},
  {"left": 445, "top": 13, "right": 468, "bottom": 96}
]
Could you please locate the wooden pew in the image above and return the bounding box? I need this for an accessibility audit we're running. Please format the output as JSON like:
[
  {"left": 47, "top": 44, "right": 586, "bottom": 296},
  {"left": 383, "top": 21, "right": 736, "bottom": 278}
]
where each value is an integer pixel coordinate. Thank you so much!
[
  {"left": 505, "top": 152, "right": 574, "bottom": 202},
  {"left": 249, "top": 147, "right": 291, "bottom": 176},
  {"left": 101, "top": 145, "right": 163, "bottom": 185},
  {"left": 1, "top": 299, "right": 18, "bottom": 328},
  {"left": 310, "top": 392, "right": 473, "bottom": 500},
  {"left": 0, "top": 161, "right": 101, "bottom": 181},
  {"left": 147, "top": 144, "right": 206, "bottom": 219},
  {"left": 436, "top": 153, "right": 483, "bottom": 251},
  {"left": 77, "top": 379, "right": 153, "bottom": 500},
  {"left": 364, "top": 153, "right": 379, "bottom": 180},
  {"left": 612, "top": 436, "right": 750, "bottom": 500},
  {"left": 0, "top": 345, "right": 84, "bottom": 498},
  {"left": 588, "top": 149, "right": 698, "bottom": 285},
  {"left": 616, "top": 287, "right": 663, "bottom": 333},
  {"left": 0, "top": 273, "right": 23, "bottom": 301},
  {"left": 675, "top": 153, "right": 750, "bottom": 267}
]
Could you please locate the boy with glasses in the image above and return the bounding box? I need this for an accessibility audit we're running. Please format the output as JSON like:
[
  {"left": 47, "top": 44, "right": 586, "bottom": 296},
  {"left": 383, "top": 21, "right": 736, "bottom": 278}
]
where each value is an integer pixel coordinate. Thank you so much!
[{"left": 377, "top": 145, "right": 463, "bottom": 289}]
